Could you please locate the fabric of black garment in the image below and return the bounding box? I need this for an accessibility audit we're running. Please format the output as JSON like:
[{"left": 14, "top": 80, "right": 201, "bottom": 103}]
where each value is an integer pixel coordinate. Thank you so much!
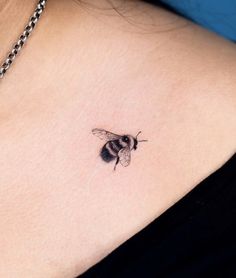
[{"left": 78, "top": 153, "right": 236, "bottom": 277}]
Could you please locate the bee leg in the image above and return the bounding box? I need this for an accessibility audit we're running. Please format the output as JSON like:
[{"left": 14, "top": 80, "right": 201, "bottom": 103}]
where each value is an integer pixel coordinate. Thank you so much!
[{"left": 114, "top": 157, "right": 119, "bottom": 171}]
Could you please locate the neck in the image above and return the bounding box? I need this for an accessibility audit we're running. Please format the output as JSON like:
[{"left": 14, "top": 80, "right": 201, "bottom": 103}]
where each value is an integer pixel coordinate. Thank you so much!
[{"left": 0, "top": 0, "right": 37, "bottom": 59}]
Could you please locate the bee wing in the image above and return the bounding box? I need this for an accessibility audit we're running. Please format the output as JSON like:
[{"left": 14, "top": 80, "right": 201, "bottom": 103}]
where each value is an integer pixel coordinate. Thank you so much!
[
  {"left": 92, "top": 128, "right": 121, "bottom": 141},
  {"left": 118, "top": 146, "right": 131, "bottom": 167}
]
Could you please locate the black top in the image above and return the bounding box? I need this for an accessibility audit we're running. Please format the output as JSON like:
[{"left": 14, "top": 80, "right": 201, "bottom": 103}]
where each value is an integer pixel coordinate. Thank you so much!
[{"left": 79, "top": 153, "right": 236, "bottom": 277}]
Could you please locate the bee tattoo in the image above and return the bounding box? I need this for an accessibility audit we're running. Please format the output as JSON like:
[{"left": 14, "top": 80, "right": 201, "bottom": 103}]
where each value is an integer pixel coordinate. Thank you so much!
[{"left": 92, "top": 128, "right": 148, "bottom": 170}]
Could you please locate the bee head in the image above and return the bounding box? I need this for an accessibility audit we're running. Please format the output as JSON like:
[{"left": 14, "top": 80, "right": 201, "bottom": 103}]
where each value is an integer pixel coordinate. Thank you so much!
[
  {"left": 121, "top": 133, "right": 147, "bottom": 150},
  {"left": 121, "top": 135, "right": 135, "bottom": 150}
]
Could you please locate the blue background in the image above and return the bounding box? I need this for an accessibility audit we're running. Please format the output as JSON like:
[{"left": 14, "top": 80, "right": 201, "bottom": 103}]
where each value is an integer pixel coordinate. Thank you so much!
[{"left": 161, "top": 0, "right": 236, "bottom": 41}]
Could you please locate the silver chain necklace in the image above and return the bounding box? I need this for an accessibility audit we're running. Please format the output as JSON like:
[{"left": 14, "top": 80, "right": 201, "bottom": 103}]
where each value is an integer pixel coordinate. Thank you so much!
[{"left": 0, "top": 0, "right": 47, "bottom": 79}]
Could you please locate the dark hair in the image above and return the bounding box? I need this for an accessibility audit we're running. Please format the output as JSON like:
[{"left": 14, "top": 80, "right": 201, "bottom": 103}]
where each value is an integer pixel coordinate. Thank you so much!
[
  {"left": 76, "top": 0, "right": 181, "bottom": 16},
  {"left": 75, "top": 0, "right": 186, "bottom": 34}
]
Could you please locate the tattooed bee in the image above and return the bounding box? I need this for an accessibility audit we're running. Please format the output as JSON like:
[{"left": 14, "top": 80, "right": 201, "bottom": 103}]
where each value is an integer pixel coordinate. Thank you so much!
[{"left": 92, "top": 128, "right": 148, "bottom": 170}]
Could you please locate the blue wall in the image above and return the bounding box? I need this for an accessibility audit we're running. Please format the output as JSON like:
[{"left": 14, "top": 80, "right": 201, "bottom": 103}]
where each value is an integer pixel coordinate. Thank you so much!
[{"left": 161, "top": 0, "right": 236, "bottom": 41}]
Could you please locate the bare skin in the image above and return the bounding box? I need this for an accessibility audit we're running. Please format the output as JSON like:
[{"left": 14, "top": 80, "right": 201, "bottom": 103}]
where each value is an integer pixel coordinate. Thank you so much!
[{"left": 0, "top": 0, "right": 235, "bottom": 277}]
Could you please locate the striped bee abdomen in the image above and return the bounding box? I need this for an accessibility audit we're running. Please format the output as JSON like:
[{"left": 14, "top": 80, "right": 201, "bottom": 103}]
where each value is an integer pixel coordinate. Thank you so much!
[{"left": 100, "top": 140, "right": 123, "bottom": 162}]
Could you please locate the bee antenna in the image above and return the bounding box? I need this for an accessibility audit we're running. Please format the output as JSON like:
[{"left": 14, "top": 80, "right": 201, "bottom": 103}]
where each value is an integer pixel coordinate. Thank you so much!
[
  {"left": 136, "top": 131, "right": 148, "bottom": 142},
  {"left": 136, "top": 131, "right": 142, "bottom": 139}
]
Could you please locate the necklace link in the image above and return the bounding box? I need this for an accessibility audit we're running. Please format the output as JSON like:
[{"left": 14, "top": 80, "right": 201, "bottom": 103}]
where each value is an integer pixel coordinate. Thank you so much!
[{"left": 0, "top": 0, "right": 47, "bottom": 79}]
